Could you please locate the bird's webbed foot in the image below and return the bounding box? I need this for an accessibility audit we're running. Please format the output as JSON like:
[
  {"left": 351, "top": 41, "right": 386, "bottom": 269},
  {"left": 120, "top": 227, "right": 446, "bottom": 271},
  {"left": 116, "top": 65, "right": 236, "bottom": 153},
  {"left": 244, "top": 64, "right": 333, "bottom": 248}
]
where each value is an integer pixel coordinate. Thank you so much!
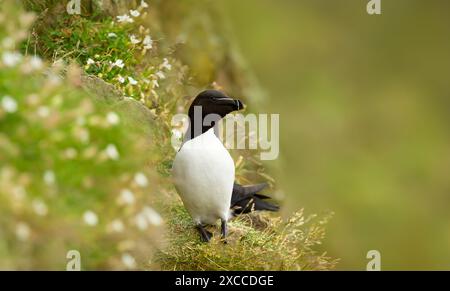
[{"left": 196, "top": 224, "right": 213, "bottom": 243}]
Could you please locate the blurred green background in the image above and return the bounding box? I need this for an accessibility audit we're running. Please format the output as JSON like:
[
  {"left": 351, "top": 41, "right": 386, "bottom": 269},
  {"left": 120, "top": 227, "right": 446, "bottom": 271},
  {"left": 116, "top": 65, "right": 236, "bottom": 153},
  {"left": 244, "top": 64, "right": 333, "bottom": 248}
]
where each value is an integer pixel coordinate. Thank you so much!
[{"left": 219, "top": 0, "right": 450, "bottom": 269}]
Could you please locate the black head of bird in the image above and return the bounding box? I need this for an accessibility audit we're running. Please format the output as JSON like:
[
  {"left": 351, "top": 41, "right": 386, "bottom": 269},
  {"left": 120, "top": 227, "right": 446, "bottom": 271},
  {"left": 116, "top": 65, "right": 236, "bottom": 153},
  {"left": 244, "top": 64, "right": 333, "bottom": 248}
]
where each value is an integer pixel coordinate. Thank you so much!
[{"left": 187, "top": 89, "right": 244, "bottom": 140}]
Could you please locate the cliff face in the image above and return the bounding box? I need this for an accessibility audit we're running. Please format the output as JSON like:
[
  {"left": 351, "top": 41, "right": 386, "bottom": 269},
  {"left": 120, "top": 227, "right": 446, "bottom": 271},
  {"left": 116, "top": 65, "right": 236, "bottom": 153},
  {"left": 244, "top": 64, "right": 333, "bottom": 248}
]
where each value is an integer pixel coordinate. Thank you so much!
[{"left": 0, "top": 0, "right": 336, "bottom": 270}]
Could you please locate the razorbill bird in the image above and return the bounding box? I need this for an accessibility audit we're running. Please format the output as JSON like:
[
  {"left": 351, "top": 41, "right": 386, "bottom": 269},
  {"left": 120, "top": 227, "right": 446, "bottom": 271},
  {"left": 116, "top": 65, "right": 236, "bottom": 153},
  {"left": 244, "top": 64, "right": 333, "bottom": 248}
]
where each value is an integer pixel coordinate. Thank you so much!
[{"left": 172, "top": 90, "right": 279, "bottom": 242}]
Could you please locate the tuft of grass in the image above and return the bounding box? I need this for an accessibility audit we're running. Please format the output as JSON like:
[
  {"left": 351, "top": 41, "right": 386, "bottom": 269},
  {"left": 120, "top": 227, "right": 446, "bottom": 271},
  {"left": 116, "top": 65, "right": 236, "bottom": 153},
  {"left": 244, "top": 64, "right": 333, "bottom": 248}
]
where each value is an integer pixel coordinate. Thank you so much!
[{"left": 153, "top": 202, "right": 338, "bottom": 270}]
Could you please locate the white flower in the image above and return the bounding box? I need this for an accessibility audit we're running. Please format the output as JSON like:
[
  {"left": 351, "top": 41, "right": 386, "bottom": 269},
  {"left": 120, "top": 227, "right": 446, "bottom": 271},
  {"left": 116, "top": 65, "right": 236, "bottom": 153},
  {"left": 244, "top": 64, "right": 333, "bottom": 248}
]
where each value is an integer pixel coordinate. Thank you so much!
[
  {"left": 43, "top": 170, "right": 55, "bottom": 185},
  {"left": 129, "top": 34, "right": 141, "bottom": 44},
  {"left": 160, "top": 58, "right": 172, "bottom": 70},
  {"left": 1, "top": 95, "right": 18, "bottom": 113},
  {"left": 117, "top": 75, "right": 125, "bottom": 83},
  {"left": 110, "top": 59, "right": 124, "bottom": 69},
  {"left": 130, "top": 10, "right": 140, "bottom": 17},
  {"left": 109, "top": 219, "right": 125, "bottom": 233},
  {"left": 32, "top": 199, "right": 48, "bottom": 216},
  {"left": 105, "top": 144, "right": 120, "bottom": 160},
  {"left": 16, "top": 222, "right": 31, "bottom": 241},
  {"left": 64, "top": 148, "right": 77, "bottom": 159},
  {"left": 83, "top": 210, "right": 98, "bottom": 226},
  {"left": 121, "top": 253, "right": 137, "bottom": 269},
  {"left": 140, "top": 0, "right": 149, "bottom": 9},
  {"left": 37, "top": 106, "right": 50, "bottom": 118},
  {"left": 116, "top": 14, "right": 134, "bottom": 23},
  {"left": 107, "top": 32, "right": 117, "bottom": 38},
  {"left": 47, "top": 73, "right": 62, "bottom": 86},
  {"left": 86, "top": 58, "right": 95, "bottom": 65},
  {"left": 143, "top": 35, "right": 153, "bottom": 49},
  {"left": 134, "top": 206, "right": 163, "bottom": 231},
  {"left": 135, "top": 213, "right": 148, "bottom": 230},
  {"left": 106, "top": 111, "right": 120, "bottom": 125},
  {"left": 29, "top": 56, "right": 43, "bottom": 70},
  {"left": 128, "top": 76, "right": 138, "bottom": 85},
  {"left": 150, "top": 79, "right": 159, "bottom": 88},
  {"left": 155, "top": 71, "right": 165, "bottom": 79},
  {"left": 2, "top": 51, "right": 22, "bottom": 67},
  {"left": 134, "top": 172, "right": 148, "bottom": 187},
  {"left": 142, "top": 206, "right": 162, "bottom": 226},
  {"left": 75, "top": 127, "right": 90, "bottom": 143},
  {"left": 117, "top": 189, "right": 135, "bottom": 205}
]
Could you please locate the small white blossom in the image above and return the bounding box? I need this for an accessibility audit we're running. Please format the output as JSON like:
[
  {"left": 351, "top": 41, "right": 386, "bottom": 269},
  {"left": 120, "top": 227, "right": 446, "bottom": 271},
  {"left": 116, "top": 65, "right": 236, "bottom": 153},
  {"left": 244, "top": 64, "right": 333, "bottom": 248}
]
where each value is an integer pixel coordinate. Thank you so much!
[
  {"left": 75, "top": 128, "right": 90, "bottom": 143},
  {"left": 106, "top": 111, "right": 120, "bottom": 125},
  {"left": 116, "top": 14, "right": 134, "bottom": 23},
  {"left": 16, "top": 222, "right": 31, "bottom": 241},
  {"left": 64, "top": 148, "right": 77, "bottom": 159},
  {"left": 32, "top": 199, "right": 48, "bottom": 216},
  {"left": 130, "top": 10, "right": 140, "bottom": 17},
  {"left": 37, "top": 106, "right": 50, "bottom": 118},
  {"left": 29, "top": 56, "right": 43, "bottom": 70},
  {"left": 129, "top": 34, "right": 141, "bottom": 44},
  {"left": 160, "top": 58, "right": 172, "bottom": 70},
  {"left": 150, "top": 79, "right": 159, "bottom": 88},
  {"left": 142, "top": 206, "right": 162, "bottom": 226},
  {"left": 86, "top": 58, "right": 95, "bottom": 65},
  {"left": 110, "top": 59, "right": 124, "bottom": 69},
  {"left": 83, "top": 210, "right": 98, "bottom": 226},
  {"left": 128, "top": 76, "right": 138, "bottom": 85},
  {"left": 105, "top": 144, "right": 120, "bottom": 160},
  {"left": 117, "top": 189, "right": 135, "bottom": 205},
  {"left": 121, "top": 253, "right": 137, "bottom": 269},
  {"left": 1, "top": 95, "right": 18, "bottom": 113},
  {"left": 134, "top": 207, "right": 162, "bottom": 229},
  {"left": 43, "top": 170, "right": 55, "bottom": 185},
  {"left": 2, "top": 51, "right": 22, "bottom": 67},
  {"left": 140, "top": 0, "right": 149, "bottom": 9},
  {"left": 117, "top": 75, "right": 125, "bottom": 83},
  {"left": 135, "top": 213, "right": 148, "bottom": 230},
  {"left": 143, "top": 35, "right": 153, "bottom": 49},
  {"left": 134, "top": 172, "right": 148, "bottom": 187},
  {"left": 109, "top": 219, "right": 125, "bottom": 233},
  {"left": 47, "top": 73, "right": 62, "bottom": 86},
  {"left": 155, "top": 71, "right": 165, "bottom": 79},
  {"left": 107, "top": 32, "right": 117, "bottom": 38}
]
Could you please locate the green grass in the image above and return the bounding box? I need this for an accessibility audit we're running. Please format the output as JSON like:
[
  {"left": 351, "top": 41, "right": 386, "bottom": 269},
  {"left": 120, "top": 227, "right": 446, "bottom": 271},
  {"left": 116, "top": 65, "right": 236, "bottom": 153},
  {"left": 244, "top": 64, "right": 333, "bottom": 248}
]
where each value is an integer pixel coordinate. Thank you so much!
[{"left": 154, "top": 202, "right": 337, "bottom": 270}]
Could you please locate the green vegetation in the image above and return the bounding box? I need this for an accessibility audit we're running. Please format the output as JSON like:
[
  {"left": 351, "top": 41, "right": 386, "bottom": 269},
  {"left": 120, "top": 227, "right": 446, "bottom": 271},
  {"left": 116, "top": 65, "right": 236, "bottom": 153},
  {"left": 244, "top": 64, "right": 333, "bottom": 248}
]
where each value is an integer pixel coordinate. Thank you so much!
[
  {"left": 155, "top": 204, "right": 336, "bottom": 270},
  {"left": 0, "top": 0, "right": 336, "bottom": 270}
]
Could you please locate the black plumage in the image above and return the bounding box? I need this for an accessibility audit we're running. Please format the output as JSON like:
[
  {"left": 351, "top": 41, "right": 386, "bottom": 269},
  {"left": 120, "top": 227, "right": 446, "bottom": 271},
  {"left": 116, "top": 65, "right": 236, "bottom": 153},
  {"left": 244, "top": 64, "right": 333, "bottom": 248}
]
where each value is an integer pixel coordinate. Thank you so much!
[{"left": 231, "top": 183, "right": 279, "bottom": 215}]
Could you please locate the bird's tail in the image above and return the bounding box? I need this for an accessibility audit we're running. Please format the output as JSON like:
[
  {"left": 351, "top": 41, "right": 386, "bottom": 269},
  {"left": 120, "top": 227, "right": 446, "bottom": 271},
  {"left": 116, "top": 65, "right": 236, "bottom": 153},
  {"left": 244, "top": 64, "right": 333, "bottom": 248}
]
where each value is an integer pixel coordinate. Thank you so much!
[{"left": 231, "top": 182, "right": 279, "bottom": 216}]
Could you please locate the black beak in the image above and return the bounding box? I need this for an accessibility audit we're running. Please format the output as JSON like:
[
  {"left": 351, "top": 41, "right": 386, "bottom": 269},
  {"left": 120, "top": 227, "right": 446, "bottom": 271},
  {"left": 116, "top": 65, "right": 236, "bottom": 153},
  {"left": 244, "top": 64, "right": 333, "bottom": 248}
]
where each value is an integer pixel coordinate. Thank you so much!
[{"left": 215, "top": 97, "right": 245, "bottom": 111}]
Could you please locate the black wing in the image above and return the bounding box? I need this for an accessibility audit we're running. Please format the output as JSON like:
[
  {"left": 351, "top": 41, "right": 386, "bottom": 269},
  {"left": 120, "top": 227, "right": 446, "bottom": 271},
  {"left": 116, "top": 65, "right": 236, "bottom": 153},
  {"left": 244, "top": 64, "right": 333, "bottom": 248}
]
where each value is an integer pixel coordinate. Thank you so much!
[{"left": 231, "top": 182, "right": 279, "bottom": 215}]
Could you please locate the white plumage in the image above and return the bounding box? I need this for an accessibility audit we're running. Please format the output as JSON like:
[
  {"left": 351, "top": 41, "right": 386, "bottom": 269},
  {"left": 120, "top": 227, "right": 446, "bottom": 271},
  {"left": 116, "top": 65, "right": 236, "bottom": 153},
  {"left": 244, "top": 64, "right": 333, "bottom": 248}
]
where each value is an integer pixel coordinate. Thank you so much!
[{"left": 172, "top": 128, "right": 235, "bottom": 225}]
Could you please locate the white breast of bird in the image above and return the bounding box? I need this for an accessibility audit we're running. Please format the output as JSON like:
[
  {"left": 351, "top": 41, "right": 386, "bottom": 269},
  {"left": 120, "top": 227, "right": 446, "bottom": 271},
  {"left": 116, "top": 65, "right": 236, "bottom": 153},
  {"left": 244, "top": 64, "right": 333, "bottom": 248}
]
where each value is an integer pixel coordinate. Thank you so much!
[{"left": 172, "top": 128, "right": 235, "bottom": 225}]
